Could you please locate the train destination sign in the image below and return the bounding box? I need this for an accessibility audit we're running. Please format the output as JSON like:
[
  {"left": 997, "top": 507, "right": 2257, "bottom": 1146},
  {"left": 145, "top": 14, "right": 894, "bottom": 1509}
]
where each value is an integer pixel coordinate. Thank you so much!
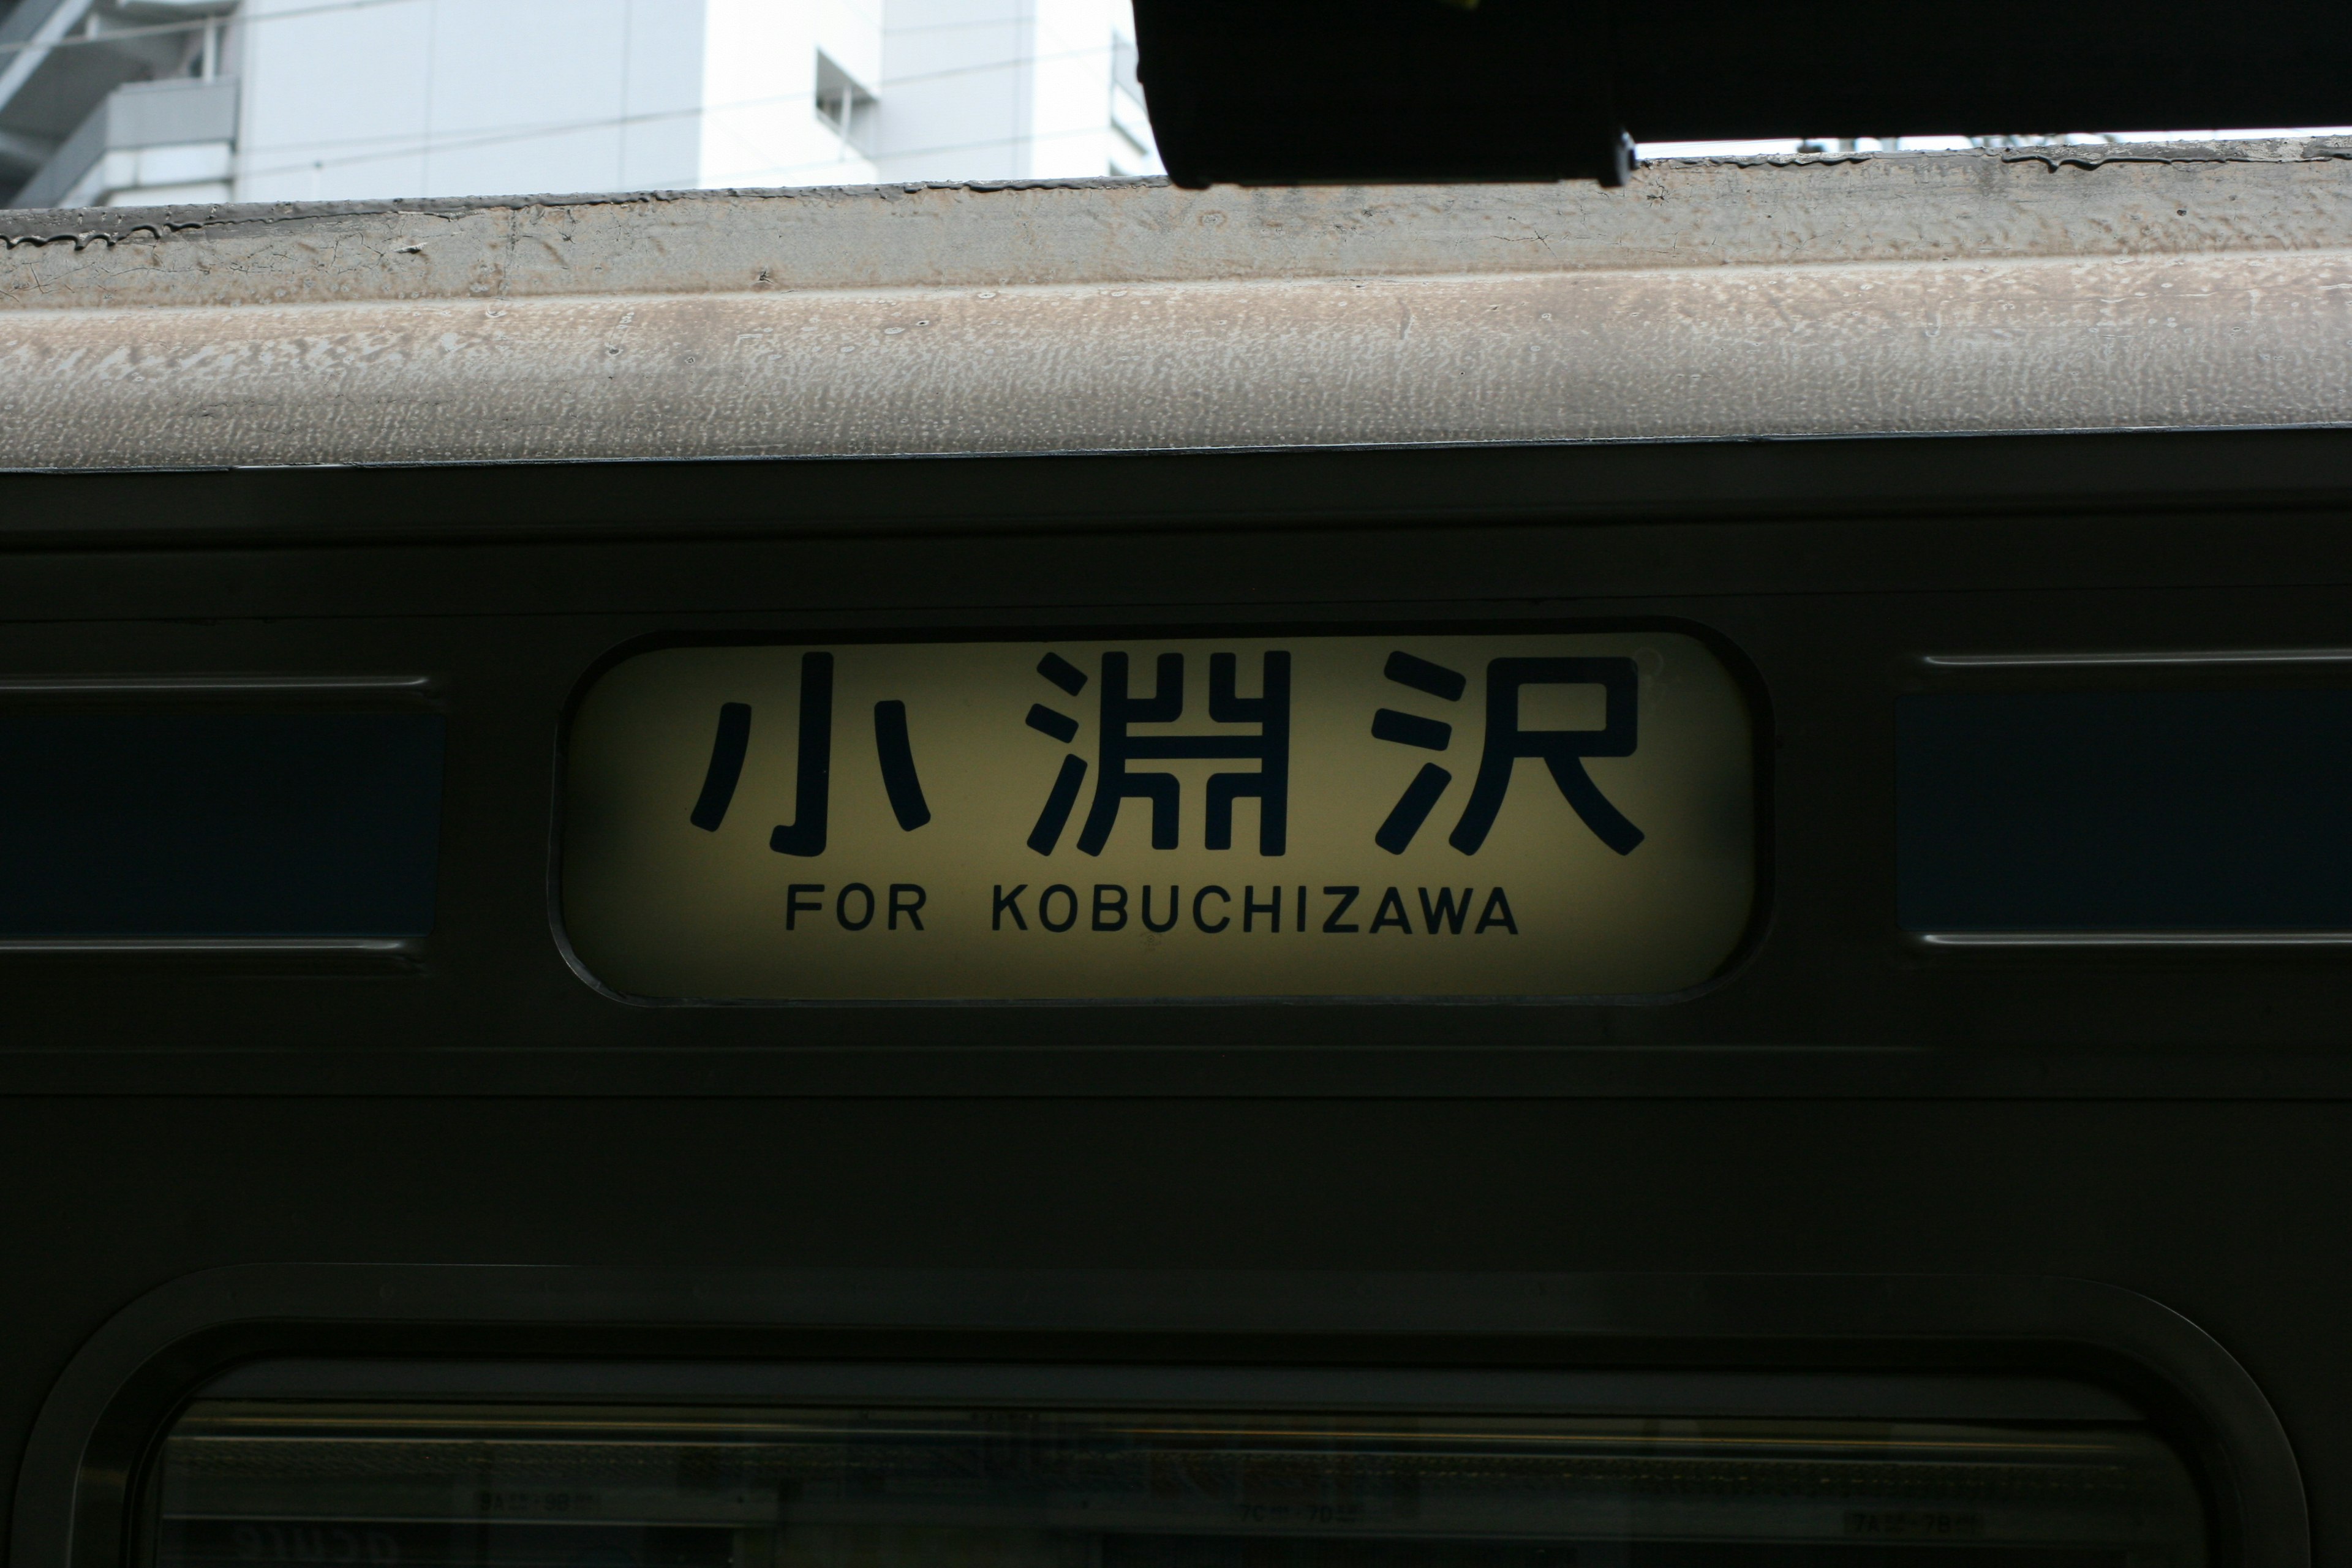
[{"left": 560, "top": 633, "right": 1755, "bottom": 1000}]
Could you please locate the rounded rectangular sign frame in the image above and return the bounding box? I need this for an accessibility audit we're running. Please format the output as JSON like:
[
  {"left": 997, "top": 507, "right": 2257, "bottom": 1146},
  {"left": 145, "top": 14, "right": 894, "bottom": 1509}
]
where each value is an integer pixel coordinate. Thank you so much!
[{"left": 556, "top": 625, "right": 1760, "bottom": 1003}]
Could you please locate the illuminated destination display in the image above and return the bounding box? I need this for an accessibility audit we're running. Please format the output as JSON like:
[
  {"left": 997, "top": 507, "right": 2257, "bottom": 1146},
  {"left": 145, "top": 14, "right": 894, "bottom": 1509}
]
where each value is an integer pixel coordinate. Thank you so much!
[{"left": 559, "top": 632, "right": 1755, "bottom": 1000}]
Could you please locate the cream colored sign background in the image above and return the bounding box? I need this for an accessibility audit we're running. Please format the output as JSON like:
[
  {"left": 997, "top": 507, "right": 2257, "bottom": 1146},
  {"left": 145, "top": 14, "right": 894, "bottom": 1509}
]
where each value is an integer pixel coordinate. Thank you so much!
[{"left": 562, "top": 634, "right": 1754, "bottom": 999}]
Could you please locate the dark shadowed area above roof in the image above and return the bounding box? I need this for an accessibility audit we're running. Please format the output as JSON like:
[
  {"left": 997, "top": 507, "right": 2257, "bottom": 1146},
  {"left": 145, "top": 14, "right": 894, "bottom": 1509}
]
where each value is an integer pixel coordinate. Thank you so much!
[{"left": 1130, "top": 0, "right": 2352, "bottom": 186}]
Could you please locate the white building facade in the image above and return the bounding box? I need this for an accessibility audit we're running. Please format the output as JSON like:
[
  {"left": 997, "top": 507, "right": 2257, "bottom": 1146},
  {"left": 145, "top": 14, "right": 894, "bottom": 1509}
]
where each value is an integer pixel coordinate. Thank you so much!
[{"left": 0, "top": 0, "right": 1159, "bottom": 209}]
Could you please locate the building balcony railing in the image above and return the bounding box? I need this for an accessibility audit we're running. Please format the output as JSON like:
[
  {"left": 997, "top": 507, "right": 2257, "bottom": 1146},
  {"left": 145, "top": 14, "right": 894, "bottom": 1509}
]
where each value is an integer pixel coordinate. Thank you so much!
[{"left": 15, "top": 74, "right": 236, "bottom": 209}]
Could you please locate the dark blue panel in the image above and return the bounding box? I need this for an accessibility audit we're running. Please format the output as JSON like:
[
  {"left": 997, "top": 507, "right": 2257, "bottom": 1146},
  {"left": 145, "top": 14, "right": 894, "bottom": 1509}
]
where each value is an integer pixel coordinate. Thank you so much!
[
  {"left": 0, "top": 714, "right": 444, "bottom": 937},
  {"left": 1899, "top": 690, "right": 2352, "bottom": 930}
]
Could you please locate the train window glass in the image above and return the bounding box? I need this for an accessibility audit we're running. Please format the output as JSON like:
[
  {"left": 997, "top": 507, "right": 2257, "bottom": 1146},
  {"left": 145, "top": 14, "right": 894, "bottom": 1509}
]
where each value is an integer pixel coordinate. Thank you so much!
[
  {"left": 559, "top": 632, "right": 1757, "bottom": 1000},
  {"left": 0, "top": 714, "right": 443, "bottom": 938},
  {"left": 148, "top": 1378, "right": 2205, "bottom": 1568},
  {"left": 1900, "top": 689, "right": 2352, "bottom": 931}
]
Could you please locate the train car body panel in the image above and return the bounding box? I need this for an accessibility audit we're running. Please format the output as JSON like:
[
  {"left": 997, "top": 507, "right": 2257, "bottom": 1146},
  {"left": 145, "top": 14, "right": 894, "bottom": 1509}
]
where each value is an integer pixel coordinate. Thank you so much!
[{"left": 0, "top": 148, "right": 2346, "bottom": 1568}]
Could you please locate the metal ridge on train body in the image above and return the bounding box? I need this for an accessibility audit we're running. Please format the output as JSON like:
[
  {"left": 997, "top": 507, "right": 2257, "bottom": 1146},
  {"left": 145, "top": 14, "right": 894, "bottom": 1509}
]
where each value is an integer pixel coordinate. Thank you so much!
[{"left": 2, "top": 140, "right": 2351, "bottom": 469}]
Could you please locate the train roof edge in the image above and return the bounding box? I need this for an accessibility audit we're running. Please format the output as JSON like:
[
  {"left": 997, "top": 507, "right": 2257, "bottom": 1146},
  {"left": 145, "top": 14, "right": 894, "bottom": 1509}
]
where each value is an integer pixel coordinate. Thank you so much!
[{"left": 2, "top": 143, "right": 2349, "bottom": 468}]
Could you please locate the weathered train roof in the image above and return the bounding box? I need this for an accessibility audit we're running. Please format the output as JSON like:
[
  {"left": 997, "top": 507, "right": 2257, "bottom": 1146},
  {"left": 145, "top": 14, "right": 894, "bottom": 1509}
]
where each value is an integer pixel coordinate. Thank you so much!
[{"left": 2, "top": 142, "right": 2349, "bottom": 467}]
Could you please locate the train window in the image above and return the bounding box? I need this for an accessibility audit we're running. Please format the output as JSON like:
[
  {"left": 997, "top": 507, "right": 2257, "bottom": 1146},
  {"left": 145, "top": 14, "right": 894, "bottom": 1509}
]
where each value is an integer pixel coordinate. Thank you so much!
[
  {"left": 147, "top": 1367, "right": 2205, "bottom": 1568},
  {"left": 0, "top": 712, "right": 444, "bottom": 940},
  {"left": 1900, "top": 689, "right": 2352, "bottom": 933},
  {"left": 559, "top": 631, "right": 1758, "bottom": 1000}
]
